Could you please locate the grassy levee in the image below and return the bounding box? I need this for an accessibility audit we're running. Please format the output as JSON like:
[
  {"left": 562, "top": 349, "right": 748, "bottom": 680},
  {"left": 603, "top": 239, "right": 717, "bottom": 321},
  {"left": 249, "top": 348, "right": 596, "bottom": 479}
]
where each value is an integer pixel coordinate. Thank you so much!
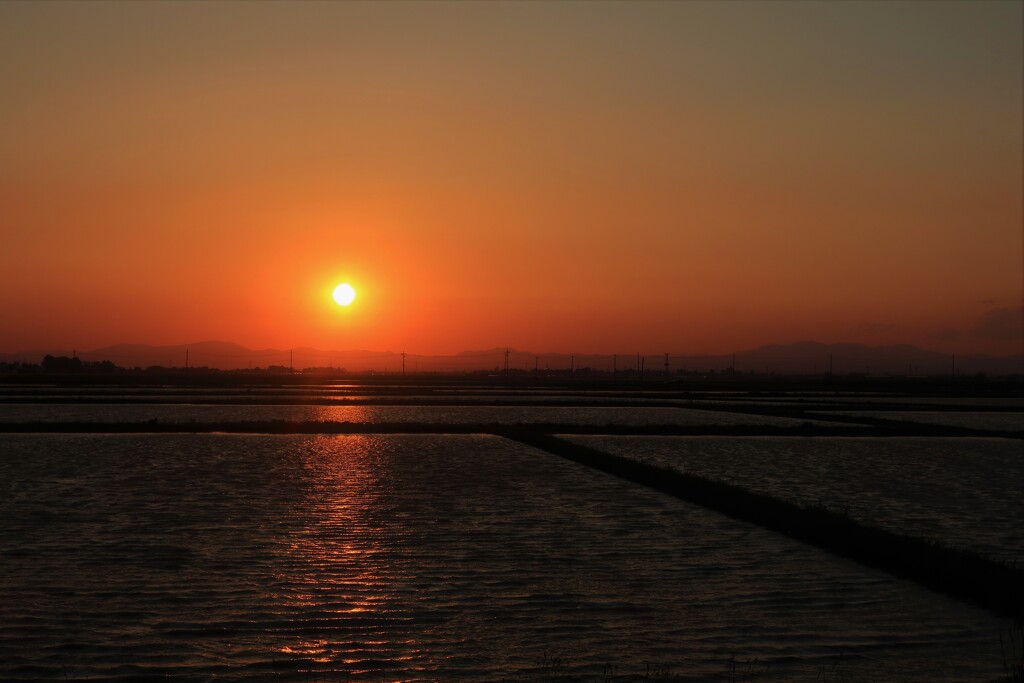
[{"left": 501, "top": 429, "right": 1024, "bottom": 622}]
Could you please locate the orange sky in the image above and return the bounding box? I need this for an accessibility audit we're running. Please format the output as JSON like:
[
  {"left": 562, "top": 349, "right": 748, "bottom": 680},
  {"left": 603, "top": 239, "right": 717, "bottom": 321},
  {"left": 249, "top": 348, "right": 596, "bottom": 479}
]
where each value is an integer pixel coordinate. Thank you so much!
[{"left": 2, "top": 1, "right": 1021, "bottom": 357}]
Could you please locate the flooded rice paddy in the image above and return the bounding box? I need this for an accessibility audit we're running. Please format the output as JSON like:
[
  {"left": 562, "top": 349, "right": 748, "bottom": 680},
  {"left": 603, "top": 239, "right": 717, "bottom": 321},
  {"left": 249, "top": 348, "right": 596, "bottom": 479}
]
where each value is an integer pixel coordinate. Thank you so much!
[{"left": 0, "top": 381, "right": 1020, "bottom": 681}]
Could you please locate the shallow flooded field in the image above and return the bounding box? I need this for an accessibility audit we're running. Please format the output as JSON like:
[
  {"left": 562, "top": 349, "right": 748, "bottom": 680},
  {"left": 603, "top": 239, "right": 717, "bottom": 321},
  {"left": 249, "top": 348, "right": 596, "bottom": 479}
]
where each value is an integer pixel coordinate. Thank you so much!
[
  {"left": 814, "top": 410, "right": 1024, "bottom": 432},
  {"left": 566, "top": 435, "right": 1024, "bottom": 565},
  {"left": 0, "top": 402, "right": 853, "bottom": 427},
  {"left": 1, "top": 381, "right": 1021, "bottom": 681},
  {"left": 0, "top": 433, "right": 1015, "bottom": 681}
]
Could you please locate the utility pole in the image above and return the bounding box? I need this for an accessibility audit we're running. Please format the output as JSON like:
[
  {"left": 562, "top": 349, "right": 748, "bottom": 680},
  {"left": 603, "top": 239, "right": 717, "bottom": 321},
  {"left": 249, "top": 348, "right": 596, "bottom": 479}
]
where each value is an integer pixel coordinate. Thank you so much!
[
  {"left": 570, "top": 354, "right": 574, "bottom": 374},
  {"left": 290, "top": 350, "right": 293, "bottom": 374},
  {"left": 185, "top": 348, "right": 189, "bottom": 372},
  {"left": 401, "top": 351, "right": 407, "bottom": 377},
  {"left": 534, "top": 356, "right": 539, "bottom": 377},
  {"left": 664, "top": 353, "right": 670, "bottom": 376},
  {"left": 731, "top": 353, "right": 736, "bottom": 373},
  {"left": 504, "top": 348, "right": 510, "bottom": 377},
  {"left": 613, "top": 354, "right": 617, "bottom": 376}
]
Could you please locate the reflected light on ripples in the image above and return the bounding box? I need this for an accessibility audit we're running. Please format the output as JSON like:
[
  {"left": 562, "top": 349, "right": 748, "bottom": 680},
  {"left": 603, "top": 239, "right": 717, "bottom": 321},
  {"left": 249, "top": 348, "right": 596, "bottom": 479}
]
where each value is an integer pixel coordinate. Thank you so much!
[
  {"left": 286, "top": 404, "right": 381, "bottom": 424},
  {"left": 280, "top": 640, "right": 332, "bottom": 663},
  {"left": 273, "top": 435, "right": 424, "bottom": 673},
  {"left": 0, "top": 433, "right": 1012, "bottom": 681}
]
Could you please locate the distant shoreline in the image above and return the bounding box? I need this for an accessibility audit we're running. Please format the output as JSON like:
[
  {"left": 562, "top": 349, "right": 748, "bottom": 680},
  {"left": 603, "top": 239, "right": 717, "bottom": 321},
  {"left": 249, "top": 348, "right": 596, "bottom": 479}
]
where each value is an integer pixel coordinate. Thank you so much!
[{"left": 1, "top": 371, "right": 1022, "bottom": 390}]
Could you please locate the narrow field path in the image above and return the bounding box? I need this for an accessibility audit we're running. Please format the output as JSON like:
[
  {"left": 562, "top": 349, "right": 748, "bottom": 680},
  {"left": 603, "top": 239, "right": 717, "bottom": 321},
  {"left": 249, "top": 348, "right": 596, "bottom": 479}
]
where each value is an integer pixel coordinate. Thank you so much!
[{"left": 501, "top": 429, "right": 1024, "bottom": 622}]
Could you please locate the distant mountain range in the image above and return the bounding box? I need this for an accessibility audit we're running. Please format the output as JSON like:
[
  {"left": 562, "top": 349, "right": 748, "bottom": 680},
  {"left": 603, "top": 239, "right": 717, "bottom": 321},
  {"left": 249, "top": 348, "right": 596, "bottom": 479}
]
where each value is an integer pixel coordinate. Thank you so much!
[{"left": 2, "top": 340, "right": 1021, "bottom": 376}]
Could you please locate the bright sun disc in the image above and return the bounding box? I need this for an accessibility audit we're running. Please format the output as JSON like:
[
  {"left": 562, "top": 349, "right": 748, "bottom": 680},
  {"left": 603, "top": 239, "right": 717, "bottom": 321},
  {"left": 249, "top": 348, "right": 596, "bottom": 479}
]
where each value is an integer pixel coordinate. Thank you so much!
[{"left": 332, "top": 283, "right": 356, "bottom": 306}]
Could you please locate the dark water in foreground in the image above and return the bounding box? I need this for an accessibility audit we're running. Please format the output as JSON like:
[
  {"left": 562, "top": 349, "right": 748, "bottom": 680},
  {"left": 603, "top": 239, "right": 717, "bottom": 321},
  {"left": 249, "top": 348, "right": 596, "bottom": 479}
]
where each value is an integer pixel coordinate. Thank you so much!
[
  {"left": 568, "top": 436, "right": 1024, "bottom": 565},
  {"left": 0, "top": 403, "right": 850, "bottom": 427},
  {"left": 0, "top": 433, "right": 1014, "bottom": 681}
]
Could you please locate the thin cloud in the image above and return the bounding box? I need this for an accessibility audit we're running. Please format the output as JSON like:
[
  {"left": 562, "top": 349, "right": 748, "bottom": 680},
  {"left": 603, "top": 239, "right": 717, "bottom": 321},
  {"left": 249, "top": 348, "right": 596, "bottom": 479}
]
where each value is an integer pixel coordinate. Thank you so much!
[
  {"left": 929, "top": 327, "right": 961, "bottom": 341},
  {"left": 855, "top": 322, "right": 894, "bottom": 334},
  {"left": 970, "top": 306, "right": 1024, "bottom": 342}
]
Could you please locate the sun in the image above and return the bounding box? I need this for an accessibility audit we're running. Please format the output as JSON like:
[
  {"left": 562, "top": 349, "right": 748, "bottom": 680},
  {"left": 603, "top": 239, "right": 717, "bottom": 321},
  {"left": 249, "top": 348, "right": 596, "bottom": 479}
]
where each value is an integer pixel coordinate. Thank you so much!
[{"left": 332, "top": 283, "right": 356, "bottom": 306}]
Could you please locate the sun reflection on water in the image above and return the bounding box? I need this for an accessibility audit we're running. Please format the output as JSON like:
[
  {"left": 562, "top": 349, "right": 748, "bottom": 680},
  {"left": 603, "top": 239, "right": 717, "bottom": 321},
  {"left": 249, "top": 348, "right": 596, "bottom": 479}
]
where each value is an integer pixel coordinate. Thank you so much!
[
  {"left": 283, "top": 404, "right": 383, "bottom": 424},
  {"left": 272, "top": 435, "right": 424, "bottom": 676}
]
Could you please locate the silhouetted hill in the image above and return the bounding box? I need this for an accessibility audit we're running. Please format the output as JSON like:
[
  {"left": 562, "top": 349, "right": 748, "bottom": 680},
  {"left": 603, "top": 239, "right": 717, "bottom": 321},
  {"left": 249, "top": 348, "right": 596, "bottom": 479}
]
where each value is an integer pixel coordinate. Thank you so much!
[{"left": 1, "top": 341, "right": 1021, "bottom": 376}]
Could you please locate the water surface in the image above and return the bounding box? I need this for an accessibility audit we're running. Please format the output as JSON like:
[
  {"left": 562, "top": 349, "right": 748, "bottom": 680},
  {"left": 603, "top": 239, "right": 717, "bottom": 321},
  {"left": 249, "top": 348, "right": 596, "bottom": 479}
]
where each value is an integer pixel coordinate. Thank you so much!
[
  {"left": 0, "top": 403, "right": 850, "bottom": 427},
  {"left": 568, "top": 435, "right": 1024, "bottom": 564},
  {"left": 814, "top": 410, "right": 1023, "bottom": 432},
  {"left": 0, "top": 433, "right": 1013, "bottom": 681}
]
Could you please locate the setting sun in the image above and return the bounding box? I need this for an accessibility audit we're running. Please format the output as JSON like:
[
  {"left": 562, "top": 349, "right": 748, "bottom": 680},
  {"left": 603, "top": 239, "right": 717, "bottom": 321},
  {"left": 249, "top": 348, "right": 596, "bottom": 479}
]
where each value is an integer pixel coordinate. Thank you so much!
[{"left": 332, "top": 283, "right": 356, "bottom": 307}]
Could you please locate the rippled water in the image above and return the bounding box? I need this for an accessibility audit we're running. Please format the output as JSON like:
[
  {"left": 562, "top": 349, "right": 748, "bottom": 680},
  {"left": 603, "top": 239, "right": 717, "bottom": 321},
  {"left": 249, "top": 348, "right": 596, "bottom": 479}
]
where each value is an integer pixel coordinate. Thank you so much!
[
  {"left": 568, "top": 436, "right": 1024, "bottom": 565},
  {"left": 815, "top": 410, "right": 1024, "bottom": 432},
  {"left": 0, "top": 434, "right": 1013, "bottom": 681},
  {"left": 0, "top": 403, "right": 852, "bottom": 427},
  {"left": 826, "top": 396, "right": 1024, "bottom": 409}
]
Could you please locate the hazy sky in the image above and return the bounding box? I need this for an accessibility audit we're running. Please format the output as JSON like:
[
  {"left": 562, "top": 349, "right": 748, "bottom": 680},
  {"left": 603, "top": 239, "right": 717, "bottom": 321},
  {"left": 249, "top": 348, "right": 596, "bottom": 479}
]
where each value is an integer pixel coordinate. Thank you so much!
[{"left": 2, "top": 0, "right": 1021, "bottom": 356}]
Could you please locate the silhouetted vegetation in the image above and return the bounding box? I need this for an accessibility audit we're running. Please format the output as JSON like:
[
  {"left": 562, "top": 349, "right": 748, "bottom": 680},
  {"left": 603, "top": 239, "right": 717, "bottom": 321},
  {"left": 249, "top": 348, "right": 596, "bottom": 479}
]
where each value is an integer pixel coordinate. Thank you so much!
[
  {"left": 2, "top": 352, "right": 1021, "bottom": 385},
  {"left": 41, "top": 354, "right": 85, "bottom": 373},
  {"left": 4, "top": 356, "right": 120, "bottom": 375}
]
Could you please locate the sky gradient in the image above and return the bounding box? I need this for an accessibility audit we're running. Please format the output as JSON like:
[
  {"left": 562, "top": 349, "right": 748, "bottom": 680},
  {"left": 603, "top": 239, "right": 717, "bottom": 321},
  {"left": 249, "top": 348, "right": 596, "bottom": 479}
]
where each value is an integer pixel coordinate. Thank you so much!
[{"left": 2, "top": 1, "right": 1021, "bottom": 356}]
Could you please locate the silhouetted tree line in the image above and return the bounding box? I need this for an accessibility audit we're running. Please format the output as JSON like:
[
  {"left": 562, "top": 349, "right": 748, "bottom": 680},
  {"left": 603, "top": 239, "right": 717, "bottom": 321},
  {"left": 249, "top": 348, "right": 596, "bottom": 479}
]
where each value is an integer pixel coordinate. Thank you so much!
[
  {"left": 40, "top": 355, "right": 117, "bottom": 374},
  {"left": 0, "top": 356, "right": 1015, "bottom": 381},
  {"left": 0, "top": 357, "right": 330, "bottom": 375},
  {"left": 0, "top": 356, "right": 128, "bottom": 374}
]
